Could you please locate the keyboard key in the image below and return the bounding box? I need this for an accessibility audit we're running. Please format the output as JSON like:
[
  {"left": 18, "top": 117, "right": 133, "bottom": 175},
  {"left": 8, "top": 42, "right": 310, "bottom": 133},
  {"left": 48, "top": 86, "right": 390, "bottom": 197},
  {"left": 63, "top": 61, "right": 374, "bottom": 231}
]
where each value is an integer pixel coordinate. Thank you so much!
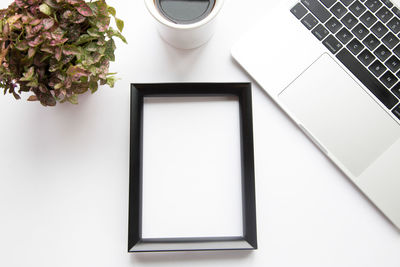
[
  {"left": 340, "top": 0, "right": 355, "bottom": 6},
  {"left": 371, "top": 21, "right": 389, "bottom": 38},
  {"left": 380, "top": 71, "right": 398, "bottom": 88},
  {"left": 326, "top": 17, "right": 343, "bottom": 33},
  {"left": 347, "top": 38, "right": 365, "bottom": 54},
  {"left": 320, "top": 0, "right": 337, "bottom": 8},
  {"left": 393, "top": 44, "right": 400, "bottom": 57},
  {"left": 352, "top": 23, "right": 369, "bottom": 39},
  {"left": 312, "top": 24, "right": 330, "bottom": 40},
  {"left": 291, "top": 3, "right": 308, "bottom": 19},
  {"left": 393, "top": 6, "right": 400, "bottom": 18},
  {"left": 365, "top": 0, "right": 382, "bottom": 13},
  {"left": 349, "top": 1, "right": 366, "bottom": 17},
  {"left": 341, "top": 12, "right": 358, "bottom": 29},
  {"left": 336, "top": 49, "right": 398, "bottom": 109},
  {"left": 336, "top": 27, "right": 354, "bottom": 44},
  {"left": 382, "top": 0, "right": 394, "bottom": 8},
  {"left": 376, "top": 6, "right": 394, "bottom": 23},
  {"left": 385, "top": 55, "right": 400, "bottom": 72},
  {"left": 301, "top": 0, "right": 332, "bottom": 23},
  {"left": 323, "top": 34, "right": 343, "bottom": 53},
  {"left": 369, "top": 60, "right": 387, "bottom": 76},
  {"left": 392, "top": 104, "right": 400, "bottom": 120},
  {"left": 363, "top": 34, "right": 380, "bottom": 50},
  {"left": 302, "top": 13, "right": 318, "bottom": 29},
  {"left": 374, "top": 44, "right": 391, "bottom": 61},
  {"left": 391, "top": 83, "right": 400, "bottom": 98},
  {"left": 387, "top": 17, "right": 400, "bottom": 34},
  {"left": 331, "top": 2, "right": 348, "bottom": 18},
  {"left": 358, "top": 49, "right": 376, "bottom": 65},
  {"left": 382, "top": 32, "right": 399, "bottom": 49},
  {"left": 360, "top": 11, "right": 377, "bottom": 27}
]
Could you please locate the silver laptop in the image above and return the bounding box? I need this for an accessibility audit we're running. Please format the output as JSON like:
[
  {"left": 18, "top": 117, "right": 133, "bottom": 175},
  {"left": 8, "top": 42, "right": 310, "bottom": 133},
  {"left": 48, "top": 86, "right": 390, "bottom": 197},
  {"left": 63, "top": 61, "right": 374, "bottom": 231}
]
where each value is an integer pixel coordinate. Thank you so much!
[{"left": 232, "top": 0, "right": 400, "bottom": 229}]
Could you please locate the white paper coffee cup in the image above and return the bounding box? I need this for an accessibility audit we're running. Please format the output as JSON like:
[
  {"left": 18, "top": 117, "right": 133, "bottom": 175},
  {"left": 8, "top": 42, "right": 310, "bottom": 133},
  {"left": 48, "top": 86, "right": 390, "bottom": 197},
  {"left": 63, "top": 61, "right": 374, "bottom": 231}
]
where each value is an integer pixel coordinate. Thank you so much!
[{"left": 144, "top": 0, "right": 225, "bottom": 49}]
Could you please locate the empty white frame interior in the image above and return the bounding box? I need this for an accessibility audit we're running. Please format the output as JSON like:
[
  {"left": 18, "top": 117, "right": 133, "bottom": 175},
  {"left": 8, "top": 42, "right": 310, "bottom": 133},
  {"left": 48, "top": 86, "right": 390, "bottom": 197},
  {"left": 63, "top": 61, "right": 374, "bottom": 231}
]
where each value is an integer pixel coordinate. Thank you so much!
[{"left": 142, "top": 96, "right": 243, "bottom": 239}]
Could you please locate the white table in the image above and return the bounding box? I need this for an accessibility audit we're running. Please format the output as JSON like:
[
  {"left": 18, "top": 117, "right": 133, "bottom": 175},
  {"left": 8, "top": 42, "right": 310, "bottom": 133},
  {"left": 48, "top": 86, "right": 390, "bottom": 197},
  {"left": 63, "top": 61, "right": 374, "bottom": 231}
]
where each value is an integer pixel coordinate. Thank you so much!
[{"left": 0, "top": 0, "right": 399, "bottom": 266}]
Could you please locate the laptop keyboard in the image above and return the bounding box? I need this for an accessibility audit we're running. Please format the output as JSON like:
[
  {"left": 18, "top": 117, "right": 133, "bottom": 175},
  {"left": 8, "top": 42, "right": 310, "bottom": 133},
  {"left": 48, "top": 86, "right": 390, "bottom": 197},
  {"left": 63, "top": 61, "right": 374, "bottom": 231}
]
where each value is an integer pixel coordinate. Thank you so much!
[{"left": 291, "top": 0, "right": 400, "bottom": 120}]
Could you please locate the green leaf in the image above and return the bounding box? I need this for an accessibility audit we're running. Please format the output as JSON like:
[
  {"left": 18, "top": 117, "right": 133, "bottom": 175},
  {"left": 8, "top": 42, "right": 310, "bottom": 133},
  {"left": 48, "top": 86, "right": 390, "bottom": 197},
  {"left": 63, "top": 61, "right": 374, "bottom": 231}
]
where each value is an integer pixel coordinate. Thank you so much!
[
  {"left": 54, "top": 83, "right": 63, "bottom": 89},
  {"left": 67, "top": 65, "right": 90, "bottom": 78},
  {"left": 108, "top": 28, "right": 127, "bottom": 44},
  {"left": 89, "top": 80, "right": 98, "bottom": 93},
  {"left": 7, "top": 14, "right": 22, "bottom": 25},
  {"left": 104, "top": 39, "right": 115, "bottom": 61},
  {"left": 74, "top": 84, "right": 88, "bottom": 94},
  {"left": 39, "top": 4, "right": 52, "bottom": 16},
  {"left": 107, "top": 6, "right": 116, "bottom": 17},
  {"left": 85, "top": 42, "right": 98, "bottom": 52},
  {"left": 74, "top": 34, "right": 96, "bottom": 45},
  {"left": 67, "top": 94, "right": 78, "bottom": 104},
  {"left": 106, "top": 76, "right": 116, "bottom": 88},
  {"left": 26, "top": 80, "right": 39, "bottom": 87},
  {"left": 87, "top": 3, "right": 98, "bottom": 15},
  {"left": 87, "top": 28, "right": 100, "bottom": 37},
  {"left": 115, "top": 18, "right": 124, "bottom": 32}
]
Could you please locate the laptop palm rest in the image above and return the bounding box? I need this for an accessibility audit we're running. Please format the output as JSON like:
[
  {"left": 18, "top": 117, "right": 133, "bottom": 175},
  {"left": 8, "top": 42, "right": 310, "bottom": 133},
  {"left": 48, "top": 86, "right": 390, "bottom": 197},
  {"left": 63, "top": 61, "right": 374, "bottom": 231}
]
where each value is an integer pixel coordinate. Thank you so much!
[{"left": 279, "top": 53, "right": 400, "bottom": 177}]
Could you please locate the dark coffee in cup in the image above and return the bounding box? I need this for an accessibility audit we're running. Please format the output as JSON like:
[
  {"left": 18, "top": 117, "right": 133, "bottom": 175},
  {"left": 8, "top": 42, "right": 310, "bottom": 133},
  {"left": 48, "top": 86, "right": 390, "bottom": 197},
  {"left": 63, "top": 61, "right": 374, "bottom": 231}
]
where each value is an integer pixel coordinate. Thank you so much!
[{"left": 155, "top": 0, "right": 216, "bottom": 24}]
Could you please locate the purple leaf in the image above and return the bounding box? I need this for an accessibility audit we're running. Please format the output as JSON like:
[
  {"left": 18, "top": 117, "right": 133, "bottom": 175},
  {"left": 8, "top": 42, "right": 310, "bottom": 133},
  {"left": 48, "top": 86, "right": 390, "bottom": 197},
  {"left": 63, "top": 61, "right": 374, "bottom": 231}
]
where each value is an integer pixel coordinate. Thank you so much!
[
  {"left": 15, "top": 0, "right": 26, "bottom": 8},
  {"left": 76, "top": 3, "right": 93, "bottom": 17},
  {"left": 62, "top": 45, "right": 80, "bottom": 55},
  {"left": 27, "top": 95, "right": 38, "bottom": 101},
  {"left": 49, "top": 38, "right": 68, "bottom": 46},
  {"left": 29, "top": 19, "right": 42, "bottom": 26},
  {"left": 72, "top": 15, "right": 86, "bottom": 24},
  {"left": 13, "top": 91, "right": 21, "bottom": 100},
  {"left": 67, "top": 65, "right": 90, "bottom": 78},
  {"left": 28, "top": 35, "right": 44, "bottom": 47},
  {"left": 42, "top": 18, "right": 54, "bottom": 30},
  {"left": 15, "top": 40, "right": 29, "bottom": 51},
  {"left": 38, "top": 84, "right": 48, "bottom": 93},
  {"left": 66, "top": 0, "right": 81, "bottom": 4},
  {"left": 3, "top": 23, "right": 9, "bottom": 36},
  {"left": 31, "top": 24, "right": 43, "bottom": 35},
  {"left": 28, "top": 47, "right": 36, "bottom": 58},
  {"left": 55, "top": 47, "right": 62, "bottom": 61}
]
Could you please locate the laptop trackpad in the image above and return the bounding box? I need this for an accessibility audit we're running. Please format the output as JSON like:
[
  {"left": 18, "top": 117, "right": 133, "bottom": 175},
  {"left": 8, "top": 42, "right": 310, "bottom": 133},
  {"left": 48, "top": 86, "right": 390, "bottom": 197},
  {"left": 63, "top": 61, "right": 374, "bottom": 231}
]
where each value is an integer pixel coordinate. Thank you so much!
[{"left": 279, "top": 53, "right": 400, "bottom": 177}]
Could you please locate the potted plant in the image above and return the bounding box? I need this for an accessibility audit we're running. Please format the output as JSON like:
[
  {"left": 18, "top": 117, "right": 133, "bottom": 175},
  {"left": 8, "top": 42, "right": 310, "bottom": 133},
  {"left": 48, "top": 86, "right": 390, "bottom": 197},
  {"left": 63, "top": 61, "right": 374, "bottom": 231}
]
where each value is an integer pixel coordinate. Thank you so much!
[{"left": 0, "top": 0, "right": 126, "bottom": 106}]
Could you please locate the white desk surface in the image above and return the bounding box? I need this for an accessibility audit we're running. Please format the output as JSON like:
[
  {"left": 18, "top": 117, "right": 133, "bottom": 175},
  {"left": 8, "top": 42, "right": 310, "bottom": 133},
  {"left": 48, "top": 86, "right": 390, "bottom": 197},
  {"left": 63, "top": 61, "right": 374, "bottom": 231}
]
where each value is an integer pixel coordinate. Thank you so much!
[{"left": 0, "top": 0, "right": 399, "bottom": 266}]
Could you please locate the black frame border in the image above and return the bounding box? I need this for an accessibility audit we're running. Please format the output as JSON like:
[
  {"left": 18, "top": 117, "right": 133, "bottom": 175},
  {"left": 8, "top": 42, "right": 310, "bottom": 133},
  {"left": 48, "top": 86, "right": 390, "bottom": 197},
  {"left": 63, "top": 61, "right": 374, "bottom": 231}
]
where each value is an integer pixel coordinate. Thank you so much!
[{"left": 128, "top": 83, "right": 257, "bottom": 252}]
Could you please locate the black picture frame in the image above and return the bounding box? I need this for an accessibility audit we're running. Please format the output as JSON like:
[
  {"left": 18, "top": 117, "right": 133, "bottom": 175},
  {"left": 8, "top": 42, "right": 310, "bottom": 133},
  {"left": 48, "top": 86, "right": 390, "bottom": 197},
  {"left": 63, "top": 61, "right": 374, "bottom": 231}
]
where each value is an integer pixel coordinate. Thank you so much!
[{"left": 128, "top": 83, "right": 257, "bottom": 252}]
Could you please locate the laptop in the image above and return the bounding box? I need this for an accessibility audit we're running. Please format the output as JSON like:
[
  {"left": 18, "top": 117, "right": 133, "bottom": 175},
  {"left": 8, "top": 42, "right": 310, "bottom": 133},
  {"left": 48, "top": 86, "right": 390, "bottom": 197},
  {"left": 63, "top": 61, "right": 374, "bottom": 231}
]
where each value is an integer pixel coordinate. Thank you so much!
[{"left": 232, "top": 0, "right": 400, "bottom": 229}]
